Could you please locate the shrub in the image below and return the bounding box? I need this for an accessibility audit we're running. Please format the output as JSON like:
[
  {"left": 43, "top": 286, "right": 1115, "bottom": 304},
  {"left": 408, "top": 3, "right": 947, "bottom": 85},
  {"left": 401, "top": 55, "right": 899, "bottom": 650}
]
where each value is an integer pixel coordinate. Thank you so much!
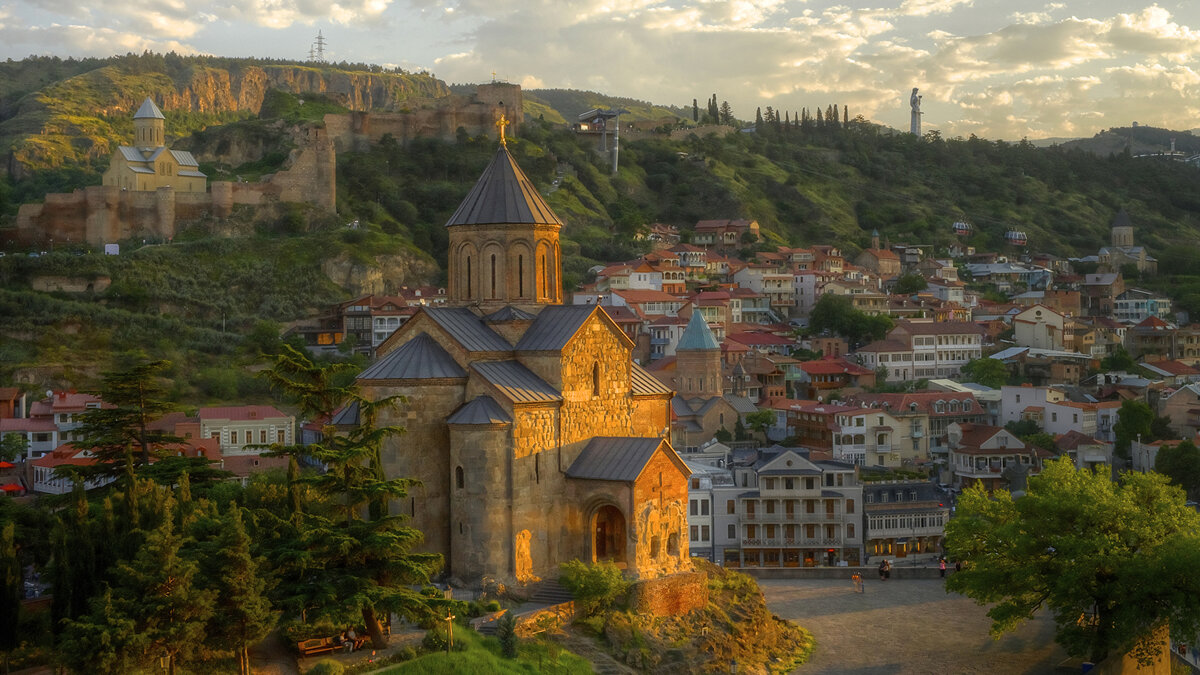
[
  {"left": 397, "top": 646, "right": 417, "bottom": 661},
  {"left": 559, "top": 559, "right": 631, "bottom": 617},
  {"left": 485, "top": 600, "right": 502, "bottom": 612},
  {"left": 306, "top": 660, "right": 345, "bottom": 675},
  {"left": 496, "top": 613, "right": 519, "bottom": 658}
]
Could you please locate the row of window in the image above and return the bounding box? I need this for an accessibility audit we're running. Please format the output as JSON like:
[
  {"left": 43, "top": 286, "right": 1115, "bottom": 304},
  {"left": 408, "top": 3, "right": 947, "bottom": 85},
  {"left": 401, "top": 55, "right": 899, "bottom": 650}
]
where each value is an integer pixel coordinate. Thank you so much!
[
  {"left": 864, "top": 490, "right": 919, "bottom": 503},
  {"left": 211, "top": 429, "right": 287, "bottom": 445},
  {"left": 868, "top": 513, "right": 945, "bottom": 530},
  {"left": 739, "top": 498, "right": 856, "bottom": 515}
]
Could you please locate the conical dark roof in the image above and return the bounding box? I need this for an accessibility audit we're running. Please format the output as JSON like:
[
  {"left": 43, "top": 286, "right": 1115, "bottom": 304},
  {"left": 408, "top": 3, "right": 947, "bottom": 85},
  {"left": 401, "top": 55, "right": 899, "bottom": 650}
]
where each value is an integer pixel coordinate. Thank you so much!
[
  {"left": 1112, "top": 209, "right": 1133, "bottom": 229},
  {"left": 134, "top": 97, "right": 165, "bottom": 120},
  {"left": 444, "top": 145, "right": 562, "bottom": 227},
  {"left": 677, "top": 310, "right": 720, "bottom": 351}
]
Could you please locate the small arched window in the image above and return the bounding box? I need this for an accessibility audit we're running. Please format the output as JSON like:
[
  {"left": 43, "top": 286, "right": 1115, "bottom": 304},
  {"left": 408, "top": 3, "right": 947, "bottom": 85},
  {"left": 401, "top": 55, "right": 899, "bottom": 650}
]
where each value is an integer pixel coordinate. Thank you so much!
[
  {"left": 490, "top": 254, "right": 497, "bottom": 298},
  {"left": 592, "top": 362, "right": 601, "bottom": 397},
  {"left": 466, "top": 256, "right": 473, "bottom": 298},
  {"left": 455, "top": 466, "right": 464, "bottom": 490},
  {"left": 518, "top": 254, "right": 525, "bottom": 297}
]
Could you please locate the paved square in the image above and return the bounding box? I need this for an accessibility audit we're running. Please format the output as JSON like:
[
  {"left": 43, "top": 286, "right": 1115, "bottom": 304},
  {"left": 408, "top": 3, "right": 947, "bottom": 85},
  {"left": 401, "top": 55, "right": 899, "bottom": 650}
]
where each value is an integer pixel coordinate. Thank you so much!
[{"left": 759, "top": 577, "right": 1067, "bottom": 674}]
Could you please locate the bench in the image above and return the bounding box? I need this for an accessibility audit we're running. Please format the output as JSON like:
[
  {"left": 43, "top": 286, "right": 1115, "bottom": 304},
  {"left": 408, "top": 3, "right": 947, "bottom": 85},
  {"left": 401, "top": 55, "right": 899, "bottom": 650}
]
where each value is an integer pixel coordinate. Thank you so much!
[{"left": 296, "top": 637, "right": 339, "bottom": 656}]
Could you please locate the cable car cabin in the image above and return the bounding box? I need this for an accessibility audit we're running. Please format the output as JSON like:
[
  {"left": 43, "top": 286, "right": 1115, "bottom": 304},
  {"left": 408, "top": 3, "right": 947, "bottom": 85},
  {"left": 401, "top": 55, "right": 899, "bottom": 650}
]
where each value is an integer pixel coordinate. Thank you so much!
[
  {"left": 952, "top": 221, "right": 972, "bottom": 236},
  {"left": 1005, "top": 230, "right": 1028, "bottom": 246}
]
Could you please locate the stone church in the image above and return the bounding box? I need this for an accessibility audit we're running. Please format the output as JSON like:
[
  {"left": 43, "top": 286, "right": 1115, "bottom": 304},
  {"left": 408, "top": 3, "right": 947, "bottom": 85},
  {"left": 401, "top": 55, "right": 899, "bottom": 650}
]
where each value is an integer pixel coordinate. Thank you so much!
[
  {"left": 102, "top": 98, "right": 206, "bottom": 193},
  {"left": 355, "top": 137, "right": 692, "bottom": 586}
]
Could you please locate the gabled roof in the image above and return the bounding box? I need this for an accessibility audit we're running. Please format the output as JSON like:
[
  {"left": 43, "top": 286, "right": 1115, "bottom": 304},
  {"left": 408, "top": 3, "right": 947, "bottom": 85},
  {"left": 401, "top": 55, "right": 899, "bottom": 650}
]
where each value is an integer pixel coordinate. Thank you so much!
[
  {"left": 482, "top": 305, "right": 536, "bottom": 322},
  {"left": 359, "top": 332, "right": 466, "bottom": 380},
  {"left": 444, "top": 145, "right": 562, "bottom": 227},
  {"left": 424, "top": 307, "right": 512, "bottom": 352},
  {"left": 331, "top": 401, "right": 360, "bottom": 427},
  {"left": 198, "top": 405, "right": 289, "bottom": 421},
  {"left": 446, "top": 396, "right": 512, "bottom": 425},
  {"left": 515, "top": 305, "right": 599, "bottom": 351},
  {"left": 566, "top": 437, "right": 685, "bottom": 482},
  {"left": 471, "top": 360, "right": 561, "bottom": 403},
  {"left": 631, "top": 362, "right": 673, "bottom": 395},
  {"left": 678, "top": 310, "right": 720, "bottom": 351},
  {"left": 134, "top": 97, "right": 165, "bottom": 120},
  {"left": 169, "top": 150, "right": 200, "bottom": 167}
]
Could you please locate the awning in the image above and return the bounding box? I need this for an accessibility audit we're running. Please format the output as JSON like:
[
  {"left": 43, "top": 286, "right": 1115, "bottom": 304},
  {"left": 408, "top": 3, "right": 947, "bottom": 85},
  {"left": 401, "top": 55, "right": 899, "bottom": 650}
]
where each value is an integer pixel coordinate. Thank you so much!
[{"left": 1, "top": 483, "right": 23, "bottom": 493}]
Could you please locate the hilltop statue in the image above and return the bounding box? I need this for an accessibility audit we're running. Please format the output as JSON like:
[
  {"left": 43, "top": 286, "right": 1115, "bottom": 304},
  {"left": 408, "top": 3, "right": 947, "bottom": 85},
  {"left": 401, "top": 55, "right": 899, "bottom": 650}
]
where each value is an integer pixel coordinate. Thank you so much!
[{"left": 910, "top": 87, "right": 922, "bottom": 136}]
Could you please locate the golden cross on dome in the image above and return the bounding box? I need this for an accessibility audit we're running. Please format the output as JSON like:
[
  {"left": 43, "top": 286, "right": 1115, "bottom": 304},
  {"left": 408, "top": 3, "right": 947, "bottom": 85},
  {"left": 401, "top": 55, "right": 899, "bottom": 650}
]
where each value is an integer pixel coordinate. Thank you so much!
[{"left": 496, "top": 114, "right": 510, "bottom": 146}]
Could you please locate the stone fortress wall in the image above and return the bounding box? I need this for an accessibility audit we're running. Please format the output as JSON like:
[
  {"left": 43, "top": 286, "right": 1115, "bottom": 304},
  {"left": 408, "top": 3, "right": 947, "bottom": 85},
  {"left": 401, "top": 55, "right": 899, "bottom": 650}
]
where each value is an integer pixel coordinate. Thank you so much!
[{"left": 14, "top": 83, "right": 520, "bottom": 247}]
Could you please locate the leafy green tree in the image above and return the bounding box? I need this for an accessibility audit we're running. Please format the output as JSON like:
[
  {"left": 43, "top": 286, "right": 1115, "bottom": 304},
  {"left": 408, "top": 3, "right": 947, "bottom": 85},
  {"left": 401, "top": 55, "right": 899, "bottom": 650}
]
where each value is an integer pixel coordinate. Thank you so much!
[
  {"left": 1113, "top": 399, "right": 1155, "bottom": 460},
  {"left": 961, "top": 358, "right": 1009, "bottom": 389},
  {"left": 745, "top": 410, "right": 775, "bottom": 443},
  {"left": 719, "top": 101, "right": 733, "bottom": 125},
  {"left": 1100, "top": 346, "right": 1137, "bottom": 373},
  {"left": 1154, "top": 439, "right": 1200, "bottom": 500},
  {"left": 70, "top": 360, "right": 180, "bottom": 479},
  {"left": 714, "top": 426, "right": 732, "bottom": 443},
  {"left": 57, "top": 589, "right": 140, "bottom": 675},
  {"left": 892, "top": 273, "right": 928, "bottom": 295},
  {"left": 945, "top": 459, "right": 1200, "bottom": 665},
  {"left": 1004, "top": 419, "right": 1041, "bottom": 438},
  {"left": 559, "top": 560, "right": 630, "bottom": 617},
  {"left": 809, "top": 294, "right": 894, "bottom": 348},
  {"left": 0, "top": 433, "right": 26, "bottom": 463},
  {"left": 1021, "top": 432, "right": 1058, "bottom": 453}
]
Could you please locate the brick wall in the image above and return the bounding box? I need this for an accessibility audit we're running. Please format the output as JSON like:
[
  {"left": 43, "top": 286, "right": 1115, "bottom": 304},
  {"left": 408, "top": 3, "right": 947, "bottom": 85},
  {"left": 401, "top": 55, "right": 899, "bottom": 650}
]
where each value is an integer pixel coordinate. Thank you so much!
[{"left": 629, "top": 570, "right": 708, "bottom": 616}]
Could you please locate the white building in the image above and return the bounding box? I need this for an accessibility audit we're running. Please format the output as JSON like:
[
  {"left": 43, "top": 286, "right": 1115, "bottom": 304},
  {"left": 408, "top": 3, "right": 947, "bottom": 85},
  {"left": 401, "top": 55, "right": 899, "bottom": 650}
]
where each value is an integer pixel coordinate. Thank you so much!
[
  {"left": 854, "top": 320, "right": 984, "bottom": 382},
  {"left": 1012, "top": 305, "right": 1068, "bottom": 351}
]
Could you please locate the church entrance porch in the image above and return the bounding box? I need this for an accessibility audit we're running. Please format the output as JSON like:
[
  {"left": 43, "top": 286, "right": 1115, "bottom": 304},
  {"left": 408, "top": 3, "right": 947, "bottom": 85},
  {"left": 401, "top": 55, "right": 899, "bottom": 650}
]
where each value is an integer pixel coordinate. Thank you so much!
[{"left": 592, "top": 504, "right": 627, "bottom": 566}]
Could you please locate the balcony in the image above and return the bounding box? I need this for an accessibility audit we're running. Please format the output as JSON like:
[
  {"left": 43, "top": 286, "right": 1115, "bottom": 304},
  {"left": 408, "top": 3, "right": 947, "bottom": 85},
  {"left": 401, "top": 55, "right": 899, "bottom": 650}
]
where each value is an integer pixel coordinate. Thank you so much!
[
  {"left": 742, "top": 535, "right": 844, "bottom": 547},
  {"left": 741, "top": 511, "right": 848, "bottom": 523}
]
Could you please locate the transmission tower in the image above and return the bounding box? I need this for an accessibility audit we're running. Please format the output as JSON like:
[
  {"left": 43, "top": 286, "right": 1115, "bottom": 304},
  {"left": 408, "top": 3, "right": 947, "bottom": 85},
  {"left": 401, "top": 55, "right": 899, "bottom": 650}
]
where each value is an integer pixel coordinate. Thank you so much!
[{"left": 310, "top": 30, "right": 327, "bottom": 62}]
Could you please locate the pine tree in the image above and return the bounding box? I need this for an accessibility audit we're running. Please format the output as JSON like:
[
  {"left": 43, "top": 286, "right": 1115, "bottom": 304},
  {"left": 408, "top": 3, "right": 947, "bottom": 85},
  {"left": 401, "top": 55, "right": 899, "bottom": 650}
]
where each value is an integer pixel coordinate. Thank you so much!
[
  {"left": 58, "top": 589, "right": 141, "bottom": 675},
  {"left": 263, "top": 348, "right": 442, "bottom": 649},
  {"left": 719, "top": 100, "right": 733, "bottom": 125},
  {"left": 832, "top": 104, "right": 840, "bottom": 128},
  {"left": 496, "top": 612, "right": 518, "bottom": 658},
  {"left": 844, "top": 106, "right": 849, "bottom": 125},
  {"left": 197, "top": 508, "right": 276, "bottom": 675},
  {"left": 110, "top": 513, "right": 215, "bottom": 675},
  {"left": 692, "top": 98, "right": 698, "bottom": 122},
  {"left": 70, "top": 360, "right": 181, "bottom": 480},
  {"left": 755, "top": 107, "right": 763, "bottom": 133}
]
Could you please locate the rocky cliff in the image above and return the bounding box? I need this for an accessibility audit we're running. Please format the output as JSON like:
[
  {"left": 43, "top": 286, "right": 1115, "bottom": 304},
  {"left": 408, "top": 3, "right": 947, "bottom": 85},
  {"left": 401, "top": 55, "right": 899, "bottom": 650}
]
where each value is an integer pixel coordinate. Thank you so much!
[{"left": 1, "top": 59, "right": 450, "bottom": 177}]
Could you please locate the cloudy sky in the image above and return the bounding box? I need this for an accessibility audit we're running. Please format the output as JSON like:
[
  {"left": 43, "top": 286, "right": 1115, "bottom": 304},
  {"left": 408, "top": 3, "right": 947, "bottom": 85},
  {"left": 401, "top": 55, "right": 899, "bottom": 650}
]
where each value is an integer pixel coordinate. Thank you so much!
[{"left": 2, "top": 0, "right": 1198, "bottom": 140}]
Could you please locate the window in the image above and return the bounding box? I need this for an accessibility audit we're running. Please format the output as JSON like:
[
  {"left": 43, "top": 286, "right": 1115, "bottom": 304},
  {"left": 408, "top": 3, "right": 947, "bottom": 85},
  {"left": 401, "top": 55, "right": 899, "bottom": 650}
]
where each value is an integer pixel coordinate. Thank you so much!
[
  {"left": 765, "top": 478, "right": 776, "bottom": 490},
  {"left": 728, "top": 524, "right": 736, "bottom": 539},
  {"left": 230, "top": 431, "right": 238, "bottom": 444},
  {"left": 727, "top": 499, "right": 735, "bottom": 514},
  {"left": 690, "top": 500, "right": 698, "bottom": 516},
  {"left": 846, "top": 499, "right": 854, "bottom": 514},
  {"left": 592, "top": 362, "right": 600, "bottom": 397},
  {"left": 785, "top": 478, "right": 794, "bottom": 490},
  {"left": 260, "top": 429, "right": 267, "bottom": 444},
  {"left": 277, "top": 430, "right": 286, "bottom": 443},
  {"left": 701, "top": 500, "right": 709, "bottom": 516},
  {"left": 690, "top": 525, "right": 699, "bottom": 541},
  {"left": 865, "top": 494, "right": 874, "bottom": 503},
  {"left": 847, "top": 523, "right": 855, "bottom": 538},
  {"left": 701, "top": 525, "right": 710, "bottom": 542},
  {"left": 455, "top": 466, "right": 464, "bottom": 489},
  {"left": 691, "top": 478, "right": 700, "bottom": 489}
]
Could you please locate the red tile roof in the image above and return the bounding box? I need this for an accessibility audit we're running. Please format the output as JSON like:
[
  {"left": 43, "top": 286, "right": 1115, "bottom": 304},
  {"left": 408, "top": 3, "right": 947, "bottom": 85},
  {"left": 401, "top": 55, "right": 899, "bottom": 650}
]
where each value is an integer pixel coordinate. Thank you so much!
[{"left": 198, "top": 405, "right": 289, "bottom": 421}]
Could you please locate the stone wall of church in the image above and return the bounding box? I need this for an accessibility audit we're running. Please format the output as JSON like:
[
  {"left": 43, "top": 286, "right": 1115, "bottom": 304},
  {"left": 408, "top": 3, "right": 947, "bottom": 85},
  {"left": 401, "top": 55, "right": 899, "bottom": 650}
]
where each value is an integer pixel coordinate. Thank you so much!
[
  {"left": 631, "top": 394, "right": 672, "bottom": 438},
  {"left": 505, "top": 401, "right": 567, "bottom": 584},
  {"left": 364, "top": 379, "right": 466, "bottom": 562},
  {"left": 628, "top": 570, "right": 708, "bottom": 616},
  {"left": 630, "top": 449, "right": 691, "bottom": 578},
  {"left": 448, "top": 423, "right": 512, "bottom": 582}
]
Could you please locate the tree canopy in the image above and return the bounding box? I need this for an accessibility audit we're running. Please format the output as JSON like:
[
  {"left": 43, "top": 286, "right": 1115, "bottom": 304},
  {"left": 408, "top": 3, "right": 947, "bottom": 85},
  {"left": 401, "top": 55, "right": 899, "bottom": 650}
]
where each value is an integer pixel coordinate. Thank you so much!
[
  {"left": 1154, "top": 439, "right": 1200, "bottom": 500},
  {"left": 808, "top": 294, "right": 893, "bottom": 348},
  {"left": 961, "top": 357, "right": 1009, "bottom": 389},
  {"left": 945, "top": 458, "right": 1200, "bottom": 664}
]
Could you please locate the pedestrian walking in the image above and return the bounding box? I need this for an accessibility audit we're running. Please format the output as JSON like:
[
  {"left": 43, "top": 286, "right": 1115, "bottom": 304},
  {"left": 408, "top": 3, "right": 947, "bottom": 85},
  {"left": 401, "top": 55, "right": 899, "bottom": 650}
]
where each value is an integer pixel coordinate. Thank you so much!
[
  {"left": 939, "top": 558, "right": 947, "bottom": 578},
  {"left": 883, "top": 560, "right": 891, "bottom": 580},
  {"left": 878, "top": 560, "right": 887, "bottom": 581}
]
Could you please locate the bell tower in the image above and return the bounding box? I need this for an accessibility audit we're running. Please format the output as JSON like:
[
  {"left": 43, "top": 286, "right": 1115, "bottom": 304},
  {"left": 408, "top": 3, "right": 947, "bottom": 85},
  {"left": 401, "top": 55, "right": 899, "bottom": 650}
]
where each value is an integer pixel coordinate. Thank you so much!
[
  {"left": 445, "top": 116, "right": 563, "bottom": 311},
  {"left": 132, "top": 97, "right": 166, "bottom": 150}
]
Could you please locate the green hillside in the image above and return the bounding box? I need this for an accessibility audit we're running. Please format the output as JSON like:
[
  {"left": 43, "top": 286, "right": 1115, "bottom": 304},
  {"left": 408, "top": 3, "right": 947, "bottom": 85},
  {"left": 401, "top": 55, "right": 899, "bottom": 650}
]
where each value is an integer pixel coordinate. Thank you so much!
[{"left": 0, "top": 53, "right": 447, "bottom": 181}]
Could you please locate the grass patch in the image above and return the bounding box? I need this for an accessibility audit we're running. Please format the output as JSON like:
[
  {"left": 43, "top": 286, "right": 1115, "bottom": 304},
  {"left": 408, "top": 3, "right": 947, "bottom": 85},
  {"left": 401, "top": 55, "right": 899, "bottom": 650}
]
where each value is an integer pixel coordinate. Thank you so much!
[{"left": 377, "top": 627, "right": 592, "bottom": 674}]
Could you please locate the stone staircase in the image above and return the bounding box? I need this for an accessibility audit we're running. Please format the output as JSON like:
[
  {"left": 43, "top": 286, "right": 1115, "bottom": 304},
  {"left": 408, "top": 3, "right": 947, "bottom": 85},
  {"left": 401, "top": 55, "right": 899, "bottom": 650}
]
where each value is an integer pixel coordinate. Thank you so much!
[{"left": 474, "top": 580, "right": 575, "bottom": 636}]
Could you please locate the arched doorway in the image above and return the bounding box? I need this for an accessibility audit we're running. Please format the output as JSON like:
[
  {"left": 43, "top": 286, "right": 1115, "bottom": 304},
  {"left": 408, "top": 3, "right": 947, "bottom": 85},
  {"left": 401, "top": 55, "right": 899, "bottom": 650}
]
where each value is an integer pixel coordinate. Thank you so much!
[{"left": 592, "top": 505, "right": 626, "bottom": 563}]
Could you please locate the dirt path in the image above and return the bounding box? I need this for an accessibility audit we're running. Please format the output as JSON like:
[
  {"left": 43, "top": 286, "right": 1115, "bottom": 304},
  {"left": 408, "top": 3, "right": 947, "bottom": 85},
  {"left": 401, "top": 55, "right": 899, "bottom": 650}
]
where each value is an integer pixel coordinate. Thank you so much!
[{"left": 759, "top": 578, "right": 1066, "bottom": 675}]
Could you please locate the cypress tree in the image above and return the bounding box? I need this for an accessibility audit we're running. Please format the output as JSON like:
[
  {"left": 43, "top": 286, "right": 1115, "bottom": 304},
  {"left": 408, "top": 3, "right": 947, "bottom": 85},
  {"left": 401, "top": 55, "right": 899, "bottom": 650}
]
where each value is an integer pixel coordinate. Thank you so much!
[
  {"left": 0, "top": 523, "right": 22, "bottom": 673},
  {"left": 199, "top": 508, "right": 276, "bottom": 675}
]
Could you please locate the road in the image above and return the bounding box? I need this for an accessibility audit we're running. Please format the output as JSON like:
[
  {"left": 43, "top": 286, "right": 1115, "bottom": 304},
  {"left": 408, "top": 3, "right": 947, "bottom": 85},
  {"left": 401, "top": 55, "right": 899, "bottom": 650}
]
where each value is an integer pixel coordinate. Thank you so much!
[{"left": 759, "top": 577, "right": 1067, "bottom": 675}]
